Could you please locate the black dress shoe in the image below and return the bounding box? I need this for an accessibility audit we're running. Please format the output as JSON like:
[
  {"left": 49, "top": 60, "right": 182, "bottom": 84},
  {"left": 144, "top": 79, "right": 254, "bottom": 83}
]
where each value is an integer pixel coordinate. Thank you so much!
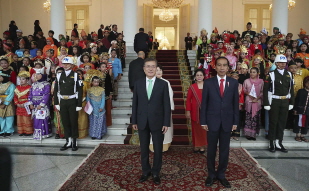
[
  {"left": 55, "top": 134, "right": 60, "bottom": 139},
  {"left": 153, "top": 175, "right": 161, "bottom": 185},
  {"left": 4, "top": 133, "right": 11, "bottom": 137},
  {"left": 139, "top": 172, "right": 151, "bottom": 183},
  {"left": 218, "top": 178, "right": 231, "bottom": 188},
  {"left": 19, "top": 134, "right": 25, "bottom": 136},
  {"left": 0, "top": 133, "right": 4, "bottom": 137},
  {"left": 205, "top": 176, "right": 216, "bottom": 187},
  {"left": 199, "top": 150, "right": 205, "bottom": 154},
  {"left": 72, "top": 138, "right": 78, "bottom": 151},
  {"left": 269, "top": 140, "right": 276, "bottom": 153}
]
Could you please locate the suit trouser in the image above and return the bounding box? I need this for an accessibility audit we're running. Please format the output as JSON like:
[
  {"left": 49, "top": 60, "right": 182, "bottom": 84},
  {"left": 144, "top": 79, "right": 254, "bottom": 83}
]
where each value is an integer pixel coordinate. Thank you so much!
[
  {"left": 269, "top": 99, "right": 289, "bottom": 141},
  {"left": 138, "top": 122, "right": 164, "bottom": 176},
  {"left": 207, "top": 124, "right": 231, "bottom": 179},
  {"left": 60, "top": 99, "right": 79, "bottom": 138}
]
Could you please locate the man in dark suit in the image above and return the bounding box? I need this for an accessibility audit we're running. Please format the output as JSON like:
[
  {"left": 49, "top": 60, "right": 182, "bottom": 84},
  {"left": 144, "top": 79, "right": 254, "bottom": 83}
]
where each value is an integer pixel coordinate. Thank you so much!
[
  {"left": 98, "top": 24, "right": 104, "bottom": 39},
  {"left": 134, "top": 28, "right": 150, "bottom": 55},
  {"left": 128, "top": 51, "right": 146, "bottom": 91},
  {"left": 200, "top": 57, "right": 239, "bottom": 188},
  {"left": 108, "top": 24, "right": 118, "bottom": 42},
  {"left": 241, "top": 22, "right": 256, "bottom": 39},
  {"left": 184, "top": 32, "right": 193, "bottom": 50},
  {"left": 132, "top": 58, "right": 171, "bottom": 185}
]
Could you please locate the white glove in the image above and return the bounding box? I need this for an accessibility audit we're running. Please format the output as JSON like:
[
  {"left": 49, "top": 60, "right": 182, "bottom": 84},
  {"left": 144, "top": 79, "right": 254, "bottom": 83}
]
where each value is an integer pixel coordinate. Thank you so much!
[
  {"left": 55, "top": 105, "right": 60, "bottom": 111},
  {"left": 264, "top": 106, "right": 271, "bottom": 110},
  {"left": 76, "top": 107, "right": 82, "bottom": 111},
  {"left": 288, "top": 105, "right": 293, "bottom": 110}
]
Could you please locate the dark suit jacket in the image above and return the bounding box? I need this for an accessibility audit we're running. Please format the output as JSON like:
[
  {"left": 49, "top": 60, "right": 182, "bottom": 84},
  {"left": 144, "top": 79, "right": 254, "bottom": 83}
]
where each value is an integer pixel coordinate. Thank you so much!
[
  {"left": 185, "top": 37, "right": 193, "bottom": 47},
  {"left": 241, "top": 30, "right": 256, "bottom": 39},
  {"left": 200, "top": 76, "right": 239, "bottom": 132},
  {"left": 132, "top": 77, "right": 171, "bottom": 131},
  {"left": 53, "top": 71, "right": 83, "bottom": 107},
  {"left": 134, "top": 32, "right": 150, "bottom": 53},
  {"left": 98, "top": 28, "right": 104, "bottom": 39},
  {"left": 128, "top": 57, "right": 146, "bottom": 90},
  {"left": 109, "top": 31, "right": 118, "bottom": 42},
  {"left": 294, "top": 89, "right": 309, "bottom": 115}
]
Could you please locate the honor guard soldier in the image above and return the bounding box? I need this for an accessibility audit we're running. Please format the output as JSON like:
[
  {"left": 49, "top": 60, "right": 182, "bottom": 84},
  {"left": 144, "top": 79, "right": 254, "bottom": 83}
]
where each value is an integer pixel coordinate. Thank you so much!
[
  {"left": 263, "top": 54, "right": 294, "bottom": 153},
  {"left": 54, "top": 57, "right": 83, "bottom": 151}
]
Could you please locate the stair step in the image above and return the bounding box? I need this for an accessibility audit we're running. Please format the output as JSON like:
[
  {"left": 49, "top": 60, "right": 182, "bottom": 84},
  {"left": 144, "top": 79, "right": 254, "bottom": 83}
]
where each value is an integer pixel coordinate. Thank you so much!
[
  {"left": 112, "top": 99, "right": 132, "bottom": 107},
  {"left": 111, "top": 106, "right": 132, "bottom": 115},
  {"left": 111, "top": 114, "right": 131, "bottom": 125},
  {"left": 106, "top": 124, "right": 128, "bottom": 136}
]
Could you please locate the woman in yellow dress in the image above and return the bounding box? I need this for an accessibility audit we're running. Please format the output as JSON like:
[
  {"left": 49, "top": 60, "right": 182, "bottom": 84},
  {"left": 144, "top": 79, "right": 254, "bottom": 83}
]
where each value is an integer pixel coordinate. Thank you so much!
[{"left": 76, "top": 69, "right": 90, "bottom": 138}]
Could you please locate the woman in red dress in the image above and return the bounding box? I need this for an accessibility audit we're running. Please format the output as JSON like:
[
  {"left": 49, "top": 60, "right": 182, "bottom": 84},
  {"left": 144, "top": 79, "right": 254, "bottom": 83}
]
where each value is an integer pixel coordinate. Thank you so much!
[{"left": 186, "top": 69, "right": 207, "bottom": 153}]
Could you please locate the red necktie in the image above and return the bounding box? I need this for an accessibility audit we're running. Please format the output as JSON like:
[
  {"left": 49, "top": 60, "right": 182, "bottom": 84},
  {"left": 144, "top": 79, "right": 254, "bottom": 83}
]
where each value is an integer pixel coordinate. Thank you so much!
[{"left": 220, "top": 79, "right": 225, "bottom": 97}]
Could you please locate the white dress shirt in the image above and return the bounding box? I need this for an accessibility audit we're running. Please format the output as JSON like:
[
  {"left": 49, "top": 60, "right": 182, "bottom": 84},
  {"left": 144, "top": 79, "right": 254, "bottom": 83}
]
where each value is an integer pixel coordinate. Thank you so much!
[
  {"left": 65, "top": 70, "right": 72, "bottom": 76},
  {"left": 277, "top": 68, "right": 284, "bottom": 75},
  {"left": 217, "top": 75, "right": 227, "bottom": 90},
  {"left": 146, "top": 76, "right": 156, "bottom": 90}
]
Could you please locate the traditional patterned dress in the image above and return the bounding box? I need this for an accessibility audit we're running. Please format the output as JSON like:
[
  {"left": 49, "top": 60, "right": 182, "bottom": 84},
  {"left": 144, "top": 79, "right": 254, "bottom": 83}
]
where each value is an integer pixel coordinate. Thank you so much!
[
  {"left": 294, "top": 68, "right": 309, "bottom": 95},
  {"left": 186, "top": 83, "right": 207, "bottom": 148},
  {"left": 87, "top": 86, "right": 107, "bottom": 139},
  {"left": 78, "top": 80, "right": 90, "bottom": 138},
  {"left": 0, "top": 81, "right": 15, "bottom": 134},
  {"left": 100, "top": 71, "right": 113, "bottom": 126},
  {"left": 117, "top": 40, "right": 126, "bottom": 68},
  {"left": 243, "top": 78, "right": 264, "bottom": 138},
  {"left": 14, "top": 85, "right": 33, "bottom": 135},
  {"left": 51, "top": 81, "right": 65, "bottom": 138},
  {"left": 28, "top": 78, "right": 52, "bottom": 138}
]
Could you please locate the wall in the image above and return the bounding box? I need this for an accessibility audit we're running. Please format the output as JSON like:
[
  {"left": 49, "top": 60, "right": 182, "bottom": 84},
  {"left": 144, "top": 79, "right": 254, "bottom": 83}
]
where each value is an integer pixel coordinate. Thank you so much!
[
  {"left": 288, "top": 0, "right": 309, "bottom": 37},
  {"left": 0, "top": 0, "right": 308, "bottom": 42},
  {"left": 0, "top": 0, "right": 49, "bottom": 36}
]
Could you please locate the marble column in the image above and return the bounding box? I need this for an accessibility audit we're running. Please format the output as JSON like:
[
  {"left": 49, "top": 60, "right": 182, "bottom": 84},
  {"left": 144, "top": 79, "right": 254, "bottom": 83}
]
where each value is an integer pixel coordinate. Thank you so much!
[
  {"left": 198, "top": 0, "right": 212, "bottom": 38},
  {"left": 272, "top": 0, "right": 288, "bottom": 35},
  {"left": 50, "top": 0, "right": 66, "bottom": 39},
  {"left": 123, "top": 0, "right": 138, "bottom": 52}
]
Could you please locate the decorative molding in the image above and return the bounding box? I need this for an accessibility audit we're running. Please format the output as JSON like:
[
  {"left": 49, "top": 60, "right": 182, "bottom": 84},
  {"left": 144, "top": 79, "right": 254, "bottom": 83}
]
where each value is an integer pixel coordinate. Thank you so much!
[
  {"left": 65, "top": 0, "right": 92, "bottom": 6},
  {"left": 242, "top": 0, "right": 272, "bottom": 5}
]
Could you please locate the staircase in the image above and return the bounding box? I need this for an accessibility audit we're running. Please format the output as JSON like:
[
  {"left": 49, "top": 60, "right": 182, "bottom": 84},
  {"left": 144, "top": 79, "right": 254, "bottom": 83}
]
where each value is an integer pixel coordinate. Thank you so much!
[{"left": 124, "top": 50, "right": 192, "bottom": 145}]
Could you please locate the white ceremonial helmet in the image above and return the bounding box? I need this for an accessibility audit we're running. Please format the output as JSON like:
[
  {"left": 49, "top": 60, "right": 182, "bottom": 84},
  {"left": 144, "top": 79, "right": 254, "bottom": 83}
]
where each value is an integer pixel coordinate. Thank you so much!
[
  {"left": 274, "top": 54, "right": 287, "bottom": 63},
  {"left": 62, "top": 57, "right": 73, "bottom": 64}
]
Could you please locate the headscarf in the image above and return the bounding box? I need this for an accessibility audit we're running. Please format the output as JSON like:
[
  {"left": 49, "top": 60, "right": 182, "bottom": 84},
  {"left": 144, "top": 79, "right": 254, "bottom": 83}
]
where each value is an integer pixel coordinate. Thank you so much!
[
  {"left": 36, "top": 74, "right": 47, "bottom": 82},
  {"left": 46, "top": 37, "right": 54, "bottom": 45},
  {"left": 248, "top": 67, "right": 263, "bottom": 118},
  {"left": 0, "top": 70, "right": 11, "bottom": 83}
]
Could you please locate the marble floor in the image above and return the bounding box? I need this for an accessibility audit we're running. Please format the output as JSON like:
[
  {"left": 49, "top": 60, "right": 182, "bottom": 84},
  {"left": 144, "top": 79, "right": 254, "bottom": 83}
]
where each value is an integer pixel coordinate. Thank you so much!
[{"left": 1, "top": 145, "right": 309, "bottom": 191}]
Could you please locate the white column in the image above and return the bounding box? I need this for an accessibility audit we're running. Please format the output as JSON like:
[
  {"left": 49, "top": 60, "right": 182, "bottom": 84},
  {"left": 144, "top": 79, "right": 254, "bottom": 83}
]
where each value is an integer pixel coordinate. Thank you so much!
[
  {"left": 123, "top": 0, "right": 137, "bottom": 50},
  {"left": 272, "top": 0, "right": 288, "bottom": 35},
  {"left": 198, "top": 0, "right": 212, "bottom": 38},
  {"left": 50, "top": 0, "right": 66, "bottom": 39}
]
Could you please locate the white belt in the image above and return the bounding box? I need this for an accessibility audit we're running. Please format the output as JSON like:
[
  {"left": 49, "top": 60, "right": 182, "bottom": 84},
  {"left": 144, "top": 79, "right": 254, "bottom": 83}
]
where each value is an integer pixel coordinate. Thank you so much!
[
  {"left": 272, "top": 95, "right": 291, "bottom": 99},
  {"left": 60, "top": 94, "right": 76, "bottom": 100}
]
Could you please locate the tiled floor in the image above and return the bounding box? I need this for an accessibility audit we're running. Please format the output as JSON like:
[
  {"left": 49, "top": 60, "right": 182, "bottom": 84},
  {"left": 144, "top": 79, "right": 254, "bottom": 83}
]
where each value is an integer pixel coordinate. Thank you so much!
[{"left": 2, "top": 145, "right": 309, "bottom": 191}]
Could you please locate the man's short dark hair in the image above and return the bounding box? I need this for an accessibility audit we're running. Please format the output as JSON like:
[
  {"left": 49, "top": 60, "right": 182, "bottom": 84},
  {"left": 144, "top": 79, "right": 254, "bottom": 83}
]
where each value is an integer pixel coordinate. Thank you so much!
[
  {"left": 144, "top": 58, "right": 158, "bottom": 66},
  {"left": 48, "top": 30, "right": 54, "bottom": 35},
  {"left": 112, "top": 24, "right": 117, "bottom": 28},
  {"left": 215, "top": 56, "right": 230, "bottom": 66},
  {"left": 74, "top": 23, "right": 78, "bottom": 27},
  {"left": 139, "top": 28, "right": 144, "bottom": 32},
  {"left": 247, "top": 22, "right": 252, "bottom": 25}
]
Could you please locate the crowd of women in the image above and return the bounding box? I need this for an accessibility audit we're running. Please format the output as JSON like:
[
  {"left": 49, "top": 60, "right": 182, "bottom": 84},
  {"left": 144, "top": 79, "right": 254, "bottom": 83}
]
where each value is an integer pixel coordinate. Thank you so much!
[
  {"left": 186, "top": 26, "right": 309, "bottom": 152},
  {"left": 0, "top": 20, "right": 125, "bottom": 140}
]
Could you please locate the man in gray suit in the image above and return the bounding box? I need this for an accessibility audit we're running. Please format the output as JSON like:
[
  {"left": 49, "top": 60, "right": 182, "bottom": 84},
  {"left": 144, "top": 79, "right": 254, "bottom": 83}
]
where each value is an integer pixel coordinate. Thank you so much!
[{"left": 132, "top": 58, "right": 171, "bottom": 185}]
